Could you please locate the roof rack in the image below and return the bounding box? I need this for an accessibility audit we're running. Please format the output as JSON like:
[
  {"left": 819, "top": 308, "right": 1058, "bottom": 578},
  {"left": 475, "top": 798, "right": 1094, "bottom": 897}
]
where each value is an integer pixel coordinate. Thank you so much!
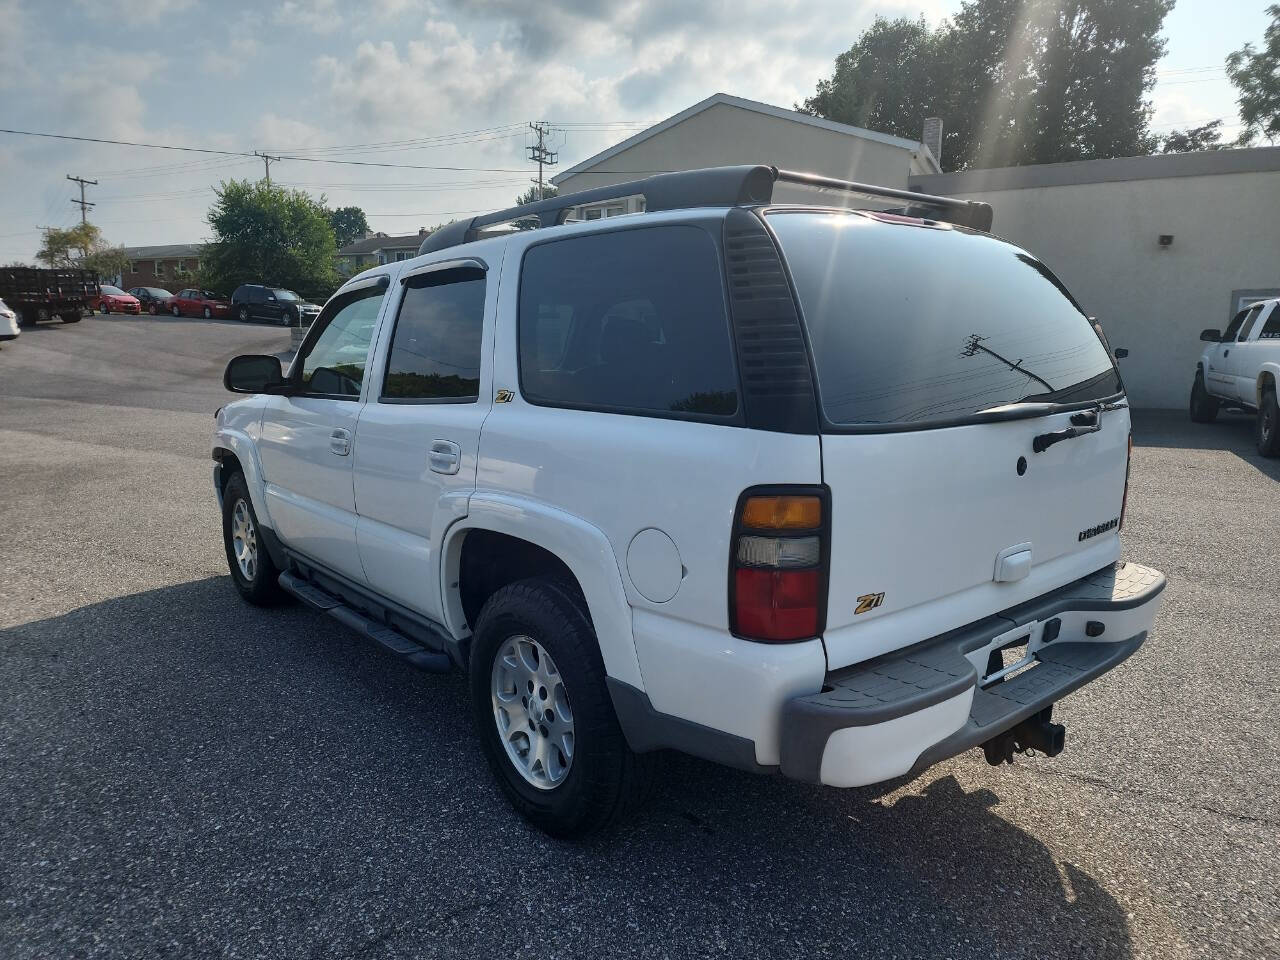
[{"left": 417, "top": 164, "right": 993, "bottom": 255}]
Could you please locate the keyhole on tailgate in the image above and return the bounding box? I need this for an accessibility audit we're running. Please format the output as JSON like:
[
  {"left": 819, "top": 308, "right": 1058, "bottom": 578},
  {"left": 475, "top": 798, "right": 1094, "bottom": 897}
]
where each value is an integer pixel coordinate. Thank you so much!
[{"left": 1016, "top": 456, "right": 1028, "bottom": 476}]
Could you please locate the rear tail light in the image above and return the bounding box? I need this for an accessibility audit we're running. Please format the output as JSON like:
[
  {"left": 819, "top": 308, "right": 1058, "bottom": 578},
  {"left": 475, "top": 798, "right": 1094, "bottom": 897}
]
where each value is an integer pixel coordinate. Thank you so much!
[
  {"left": 730, "top": 488, "right": 829, "bottom": 642},
  {"left": 1120, "top": 432, "right": 1133, "bottom": 530}
]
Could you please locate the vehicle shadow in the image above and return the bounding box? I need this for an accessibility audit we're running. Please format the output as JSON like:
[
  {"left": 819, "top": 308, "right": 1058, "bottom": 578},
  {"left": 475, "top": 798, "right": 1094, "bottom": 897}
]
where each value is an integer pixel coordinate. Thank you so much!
[
  {"left": 1, "top": 578, "right": 1133, "bottom": 959},
  {"left": 1131, "top": 408, "right": 1279, "bottom": 481}
]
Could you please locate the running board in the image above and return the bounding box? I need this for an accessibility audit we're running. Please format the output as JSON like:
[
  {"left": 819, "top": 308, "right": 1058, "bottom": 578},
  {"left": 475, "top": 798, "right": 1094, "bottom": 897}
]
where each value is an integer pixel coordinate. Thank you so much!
[{"left": 278, "top": 570, "right": 452, "bottom": 673}]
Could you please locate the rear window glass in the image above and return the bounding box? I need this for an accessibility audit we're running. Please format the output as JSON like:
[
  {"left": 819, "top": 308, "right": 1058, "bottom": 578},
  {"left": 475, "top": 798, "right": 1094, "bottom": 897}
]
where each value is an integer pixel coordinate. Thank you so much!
[
  {"left": 1261, "top": 305, "right": 1280, "bottom": 339},
  {"left": 768, "top": 211, "right": 1121, "bottom": 426},
  {"left": 518, "top": 226, "right": 738, "bottom": 419}
]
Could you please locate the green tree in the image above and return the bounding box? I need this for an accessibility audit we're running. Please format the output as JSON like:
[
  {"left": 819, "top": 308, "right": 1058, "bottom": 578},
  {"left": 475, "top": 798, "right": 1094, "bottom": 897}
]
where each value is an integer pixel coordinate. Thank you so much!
[
  {"left": 801, "top": 0, "right": 1174, "bottom": 171},
  {"left": 1227, "top": 5, "right": 1280, "bottom": 145},
  {"left": 202, "top": 180, "right": 338, "bottom": 300},
  {"left": 515, "top": 184, "right": 558, "bottom": 206},
  {"left": 1160, "top": 119, "right": 1226, "bottom": 153},
  {"left": 36, "top": 223, "right": 128, "bottom": 279},
  {"left": 328, "top": 205, "right": 370, "bottom": 249}
]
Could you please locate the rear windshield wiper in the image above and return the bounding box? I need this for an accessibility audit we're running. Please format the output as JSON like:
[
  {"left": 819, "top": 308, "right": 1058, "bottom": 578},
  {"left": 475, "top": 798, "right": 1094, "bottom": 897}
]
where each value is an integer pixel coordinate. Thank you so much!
[{"left": 1032, "top": 403, "right": 1118, "bottom": 453}]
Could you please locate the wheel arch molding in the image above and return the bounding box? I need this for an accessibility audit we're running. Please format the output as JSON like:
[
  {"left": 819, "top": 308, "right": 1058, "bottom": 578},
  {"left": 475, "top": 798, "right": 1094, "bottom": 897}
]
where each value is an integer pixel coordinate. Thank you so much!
[{"left": 439, "top": 493, "right": 645, "bottom": 692}]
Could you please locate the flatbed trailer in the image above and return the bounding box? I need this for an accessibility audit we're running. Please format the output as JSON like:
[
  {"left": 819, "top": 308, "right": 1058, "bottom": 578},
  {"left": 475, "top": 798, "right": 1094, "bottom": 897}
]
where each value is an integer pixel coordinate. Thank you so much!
[{"left": 0, "top": 267, "right": 98, "bottom": 326}]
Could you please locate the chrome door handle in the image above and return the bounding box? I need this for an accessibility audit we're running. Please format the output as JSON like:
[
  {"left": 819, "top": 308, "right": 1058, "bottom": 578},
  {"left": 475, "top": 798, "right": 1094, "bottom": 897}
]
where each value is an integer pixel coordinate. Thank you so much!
[
  {"left": 330, "top": 428, "right": 351, "bottom": 456},
  {"left": 429, "top": 439, "right": 461, "bottom": 475}
]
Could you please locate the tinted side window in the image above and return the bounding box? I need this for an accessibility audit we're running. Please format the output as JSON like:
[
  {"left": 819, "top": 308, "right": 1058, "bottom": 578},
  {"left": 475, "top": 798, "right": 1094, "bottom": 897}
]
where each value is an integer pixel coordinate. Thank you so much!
[
  {"left": 518, "top": 226, "right": 738, "bottom": 419},
  {"left": 381, "top": 269, "right": 486, "bottom": 401},
  {"left": 1222, "top": 309, "right": 1249, "bottom": 343},
  {"left": 298, "top": 289, "right": 384, "bottom": 397},
  {"left": 1261, "top": 305, "right": 1280, "bottom": 340},
  {"left": 1237, "top": 305, "right": 1264, "bottom": 341}
]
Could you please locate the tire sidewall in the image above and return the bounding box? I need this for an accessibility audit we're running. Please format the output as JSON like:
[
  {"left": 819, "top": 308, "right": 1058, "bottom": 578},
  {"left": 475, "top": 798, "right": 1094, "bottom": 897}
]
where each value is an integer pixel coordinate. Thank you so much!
[
  {"left": 222, "top": 473, "right": 277, "bottom": 601},
  {"left": 469, "top": 582, "right": 617, "bottom": 832},
  {"left": 239, "top": 306, "right": 250, "bottom": 322},
  {"left": 1259, "top": 390, "right": 1280, "bottom": 456}
]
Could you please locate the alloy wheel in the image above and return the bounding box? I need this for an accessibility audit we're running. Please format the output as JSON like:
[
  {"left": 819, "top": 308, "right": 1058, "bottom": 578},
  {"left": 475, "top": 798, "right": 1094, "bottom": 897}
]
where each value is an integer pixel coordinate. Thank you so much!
[
  {"left": 230, "top": 499, "right": 258, "bottom": 582},
  {"left": 490, "top": 635, "right": 575, "bottom": 790}
]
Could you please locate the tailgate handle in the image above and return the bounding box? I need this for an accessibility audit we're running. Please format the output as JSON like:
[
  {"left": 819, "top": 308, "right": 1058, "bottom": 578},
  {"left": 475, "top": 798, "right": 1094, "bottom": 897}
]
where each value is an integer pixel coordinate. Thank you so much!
[{"left": 994, "top": 543, "right": 1032, "bottom": 583}]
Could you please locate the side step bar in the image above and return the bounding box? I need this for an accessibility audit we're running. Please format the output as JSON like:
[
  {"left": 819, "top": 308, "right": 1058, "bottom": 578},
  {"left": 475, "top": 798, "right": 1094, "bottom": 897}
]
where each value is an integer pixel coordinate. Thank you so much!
[{"left": 278, "top": 570, "right": 452, "bottom": 673}]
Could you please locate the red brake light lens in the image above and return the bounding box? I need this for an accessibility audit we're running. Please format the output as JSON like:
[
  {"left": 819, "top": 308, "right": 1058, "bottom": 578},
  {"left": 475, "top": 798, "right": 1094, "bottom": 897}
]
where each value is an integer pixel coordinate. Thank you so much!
[{"left": 730, "top": 489, "right": 828, "bottom": 642}]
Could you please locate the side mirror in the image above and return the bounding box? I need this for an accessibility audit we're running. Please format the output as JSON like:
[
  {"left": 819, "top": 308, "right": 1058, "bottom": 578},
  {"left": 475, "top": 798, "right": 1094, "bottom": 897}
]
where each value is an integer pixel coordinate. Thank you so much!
[
  {"left": 1200, "top": 329, "right": 1221, "bottom": 342},
  {"left": 1113, "top": 347, "right": 1129, "bottom": 359},
  {"left": 224, "top": 354, "right": 286, "bottom": 394}
]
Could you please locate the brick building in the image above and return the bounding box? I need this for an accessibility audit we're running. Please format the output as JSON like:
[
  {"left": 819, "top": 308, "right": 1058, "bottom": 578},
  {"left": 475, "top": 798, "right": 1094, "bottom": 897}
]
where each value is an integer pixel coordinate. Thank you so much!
[{"left": 119, "top": 244, "right": 202, "bottom": 290}]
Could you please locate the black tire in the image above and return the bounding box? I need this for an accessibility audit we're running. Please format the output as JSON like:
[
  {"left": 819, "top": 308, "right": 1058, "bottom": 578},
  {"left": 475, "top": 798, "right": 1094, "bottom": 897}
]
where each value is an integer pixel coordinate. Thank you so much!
[
  {"left": 280, "top": 311, "right": 292, "bottom": 327},
  {"left": 203, "top": 306, "right": 212, "bottom": 319},
  {"left": 1258, "top": 387, "right": 1280, "bottom": 457},
  {"left": 60, "top": 311, "right": 81, "bottom": 323},
  {"left": 100, "top": 302, "right": 110, "bottom": 314},
  {"left": 469, "top": 577, "right": 658, "bottom": 838},
  {"left": 238, "top": 306, "right": 250, "bottom": 322},
  {"left": 172, "top": 304, "right": 181, "bottom": 317},
  {"left": 148, "top": 303, "right": 157, "bottom": 315},
  {"left": 221, "top": 471, "right": 286, "bottom": 605},
  {"left": 1189, "top": 372, "right": 1219, "bottom": 423}
]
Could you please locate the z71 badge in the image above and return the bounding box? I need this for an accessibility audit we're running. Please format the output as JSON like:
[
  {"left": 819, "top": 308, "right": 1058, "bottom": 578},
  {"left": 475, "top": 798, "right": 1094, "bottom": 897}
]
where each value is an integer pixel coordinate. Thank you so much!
[{"left": 855, "top": 592, "right": 885, "bottom": 615}]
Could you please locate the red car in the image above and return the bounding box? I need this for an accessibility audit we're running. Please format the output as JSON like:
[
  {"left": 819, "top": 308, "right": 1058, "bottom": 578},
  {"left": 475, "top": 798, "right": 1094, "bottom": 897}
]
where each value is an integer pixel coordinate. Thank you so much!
[
  {"left": 169, "top": 288, "right": 231, "bottom": 318},
  {"left": 95, "top": 285, "right": 142, "bottom": 315}
]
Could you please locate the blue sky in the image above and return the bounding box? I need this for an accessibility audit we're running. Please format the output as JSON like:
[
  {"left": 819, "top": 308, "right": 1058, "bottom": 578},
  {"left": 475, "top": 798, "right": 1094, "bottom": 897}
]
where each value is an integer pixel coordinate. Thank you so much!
[{"left": 0, "top": 0, "right": 1270, "bottom": 264}]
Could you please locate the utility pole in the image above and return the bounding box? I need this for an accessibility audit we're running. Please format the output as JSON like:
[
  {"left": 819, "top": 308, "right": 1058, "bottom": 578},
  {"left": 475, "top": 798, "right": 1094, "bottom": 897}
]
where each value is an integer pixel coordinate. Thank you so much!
[
  {"left": 66, "top": 174, "right": 97, "bottom": 224},
  {"left": 526, "top": 121, "right": 558, "bottom": 201},
  {"left": 254, "top": 151, "right": 281, "bottom": 186}
]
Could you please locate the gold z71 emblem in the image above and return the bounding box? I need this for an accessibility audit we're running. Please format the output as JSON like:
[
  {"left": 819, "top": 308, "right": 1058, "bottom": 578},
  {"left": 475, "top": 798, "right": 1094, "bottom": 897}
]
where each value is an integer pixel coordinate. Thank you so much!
[
  {"left": 494, "top": 389, "right": 514, "bottom": 403},
  {"left": 855, "top": 592, "right": 885, "bottom": 615}
]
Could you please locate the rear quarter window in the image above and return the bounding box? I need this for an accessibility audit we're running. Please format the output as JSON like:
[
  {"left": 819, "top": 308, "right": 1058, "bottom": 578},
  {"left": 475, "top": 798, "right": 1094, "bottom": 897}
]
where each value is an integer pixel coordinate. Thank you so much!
[
  {"left": 768, "top": 211, "right": 1121, "bottom": 427},
  {"left": 517, "top": 225, "right": 739, "bottom": 420}
]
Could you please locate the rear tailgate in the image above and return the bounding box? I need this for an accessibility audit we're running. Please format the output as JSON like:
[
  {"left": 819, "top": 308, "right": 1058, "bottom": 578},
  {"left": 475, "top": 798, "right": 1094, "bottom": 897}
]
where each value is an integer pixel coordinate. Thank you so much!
[{"left": 767, "top": 209, "right": 1129, "bottom": 670}]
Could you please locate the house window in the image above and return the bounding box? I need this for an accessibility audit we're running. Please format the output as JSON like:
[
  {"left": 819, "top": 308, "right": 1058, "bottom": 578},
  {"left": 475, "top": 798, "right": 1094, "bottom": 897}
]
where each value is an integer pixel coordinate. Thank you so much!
[
  {"left": 155, "top": 261, "right": 164, "bottom": 277},
  {"left": 127, "top": 261, "right": 136, "bottom": 274},
  {"left": 176, "top": 260, "right": 185, "bottom": 275}
]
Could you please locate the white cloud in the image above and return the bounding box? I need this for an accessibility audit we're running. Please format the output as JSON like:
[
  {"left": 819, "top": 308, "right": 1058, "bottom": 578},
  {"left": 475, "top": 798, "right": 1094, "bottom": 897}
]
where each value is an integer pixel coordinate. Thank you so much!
[
  {"left": 74, "top": 0, "right": 194, "bottom": 22},
  {"left": 275, "top": 0, "right": 342, "bottom": 34}
]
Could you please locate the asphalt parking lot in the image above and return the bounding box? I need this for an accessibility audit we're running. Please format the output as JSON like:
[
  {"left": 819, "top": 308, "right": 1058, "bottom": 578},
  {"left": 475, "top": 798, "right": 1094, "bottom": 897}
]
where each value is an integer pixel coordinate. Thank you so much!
[{"left": 2, "top": 315, "right": 1277, "bottom": 960}]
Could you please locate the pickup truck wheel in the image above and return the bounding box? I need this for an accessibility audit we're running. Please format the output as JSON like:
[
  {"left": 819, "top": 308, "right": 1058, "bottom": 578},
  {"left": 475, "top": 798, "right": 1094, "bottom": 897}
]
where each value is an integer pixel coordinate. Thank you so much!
[
  {"left": 221, "top": 471, "right": 285, "bottom": 605},
  {"left": 1189, "top": 373, "right": 1219, "bottom": 423},
  {"left": 1258, "top": 389, "right": 1280, "bottom": 457},
  {"left": 59, "top": 312, "right": 81, "bottom": 323},
  {"left": 469, "top": 578, "right": 657, "bottom": 837}
]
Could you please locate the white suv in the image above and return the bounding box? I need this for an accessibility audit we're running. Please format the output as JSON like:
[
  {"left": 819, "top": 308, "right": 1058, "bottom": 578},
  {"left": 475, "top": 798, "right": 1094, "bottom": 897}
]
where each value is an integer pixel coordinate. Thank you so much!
[
  {"left": 213, "top": 166, "right": 1165, "bottom": 836},
  {"left": 1190, "top": 296, "right": 1280, "bottom": 455}
]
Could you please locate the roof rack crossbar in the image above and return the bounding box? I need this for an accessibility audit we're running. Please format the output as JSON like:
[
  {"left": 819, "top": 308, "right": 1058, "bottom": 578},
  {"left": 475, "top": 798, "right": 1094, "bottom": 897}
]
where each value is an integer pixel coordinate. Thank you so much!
[
  {"left": 417, "top": 163, "right": 991, "bottom": 255},
  {"left": 772, "top": 169, "right": 993, "bottom": 231}
]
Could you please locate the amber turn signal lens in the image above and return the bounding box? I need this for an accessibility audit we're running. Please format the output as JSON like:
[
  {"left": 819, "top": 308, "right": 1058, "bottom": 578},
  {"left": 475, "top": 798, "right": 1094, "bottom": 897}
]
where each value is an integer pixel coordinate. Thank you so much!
[{"left": 741, "top": 495, "right": 822, "bottom": 531}]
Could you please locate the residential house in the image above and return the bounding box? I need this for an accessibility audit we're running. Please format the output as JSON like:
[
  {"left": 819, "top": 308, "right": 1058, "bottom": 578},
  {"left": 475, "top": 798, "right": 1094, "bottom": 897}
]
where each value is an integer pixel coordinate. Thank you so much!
[
  {"left": 120, "top": 244, "right": 202, "bottom": 290},
  {"left": 336, "top": 229, "right": 432, "bottom": 275}
]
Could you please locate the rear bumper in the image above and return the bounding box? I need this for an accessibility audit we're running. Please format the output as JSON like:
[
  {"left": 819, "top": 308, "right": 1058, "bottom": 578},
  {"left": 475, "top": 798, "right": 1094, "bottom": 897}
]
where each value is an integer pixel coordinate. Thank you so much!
[{"left": 779, "top": 562, "right": 1165, "bottom": 787}]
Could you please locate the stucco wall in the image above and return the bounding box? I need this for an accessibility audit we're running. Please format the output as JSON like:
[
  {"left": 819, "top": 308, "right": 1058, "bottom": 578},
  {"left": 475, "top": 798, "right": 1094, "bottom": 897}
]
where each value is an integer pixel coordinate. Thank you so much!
[
  {"left": 556, "top": 101, "right": 920, "bottom": 199},
  {"left": 913, "top": 161, "right": 1280, "bottom": 409}
]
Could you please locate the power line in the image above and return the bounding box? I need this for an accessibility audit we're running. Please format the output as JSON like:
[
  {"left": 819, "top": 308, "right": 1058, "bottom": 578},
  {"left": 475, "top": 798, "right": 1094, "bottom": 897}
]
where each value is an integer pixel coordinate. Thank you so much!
[
  {"left": 0, "top": 127, "right": 531, "bottom": 173},
  {"left": 254, "top": 150, "right": 281, "bottom": 185}
]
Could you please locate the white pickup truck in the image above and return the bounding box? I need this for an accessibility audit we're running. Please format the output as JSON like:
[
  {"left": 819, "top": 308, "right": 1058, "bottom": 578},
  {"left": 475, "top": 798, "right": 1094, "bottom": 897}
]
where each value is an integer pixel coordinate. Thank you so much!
[
  {"left": 213, "top": 166, "right": 1165, "bottom": 836},
  {"left": 1190, "top": 296, "right": 1280, "bottom": 456}
]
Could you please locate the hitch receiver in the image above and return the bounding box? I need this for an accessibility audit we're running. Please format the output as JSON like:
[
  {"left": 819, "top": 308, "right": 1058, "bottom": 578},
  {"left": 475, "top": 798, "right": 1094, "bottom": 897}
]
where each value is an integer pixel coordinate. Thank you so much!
[{"left": 982, "top": 707, "right": 1066, "bottom": 766}]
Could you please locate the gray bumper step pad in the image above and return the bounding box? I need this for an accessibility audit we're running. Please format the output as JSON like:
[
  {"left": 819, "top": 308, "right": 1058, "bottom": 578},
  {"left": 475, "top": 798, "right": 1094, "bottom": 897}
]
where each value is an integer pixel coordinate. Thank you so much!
[{"left": 779, "top": 562, "right": 1165, "bottom": 782}]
